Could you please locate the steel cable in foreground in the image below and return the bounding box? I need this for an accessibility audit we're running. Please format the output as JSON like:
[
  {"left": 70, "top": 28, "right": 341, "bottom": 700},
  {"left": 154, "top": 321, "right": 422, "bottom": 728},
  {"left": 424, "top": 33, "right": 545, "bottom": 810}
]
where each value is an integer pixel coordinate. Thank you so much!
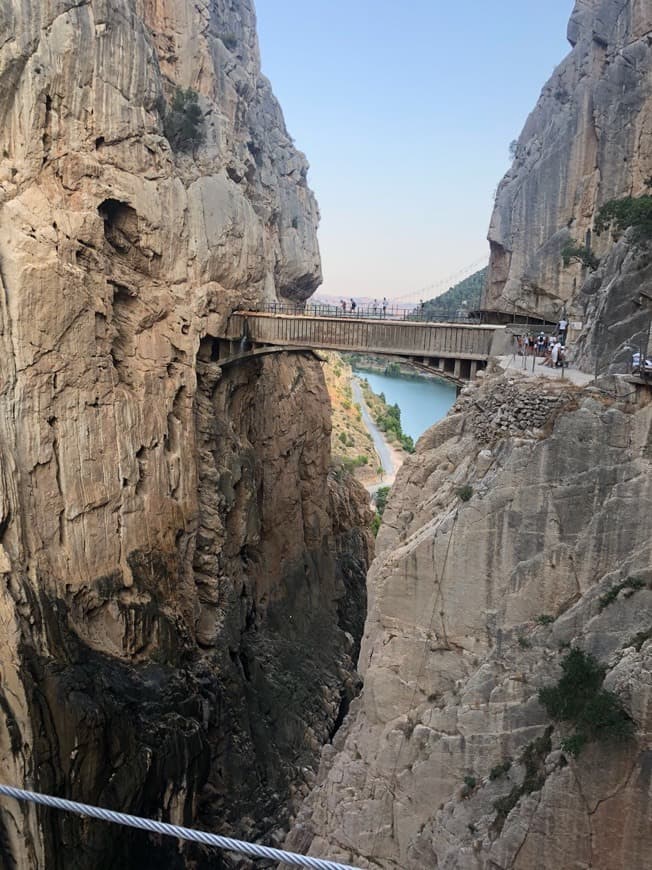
[{"left": 0, "top": 784, "right": 363, "bottom": 870}]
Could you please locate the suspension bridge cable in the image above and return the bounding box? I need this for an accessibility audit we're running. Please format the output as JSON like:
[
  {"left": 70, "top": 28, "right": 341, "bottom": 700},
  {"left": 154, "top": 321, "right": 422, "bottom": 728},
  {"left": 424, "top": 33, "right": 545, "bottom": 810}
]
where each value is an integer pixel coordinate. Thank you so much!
[
  {"left": 393, "top": 256, "right": 489, "bottom": 303},
  {"left": 0, "top": 784, "right": 364, "bottom": 870}
]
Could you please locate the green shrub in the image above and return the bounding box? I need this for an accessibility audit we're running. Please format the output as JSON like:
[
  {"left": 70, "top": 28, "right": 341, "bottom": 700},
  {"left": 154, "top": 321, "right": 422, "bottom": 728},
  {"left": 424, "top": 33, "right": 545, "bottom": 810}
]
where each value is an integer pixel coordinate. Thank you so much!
[
  {"left": 520, "top": 728, "right": 551, "bottom": 793},
  {"left": 162, "top": 87, "right": 205, "bottom": 152},
  {"left": 371, "top": 513, "right": 381, "bottom": 537},
  {"left": 400, "top": 433, "right": 415, "bottom": 453},
  {"left": 340, "top": 455, "right": 368, "bottom": 472},
  {"left": 538, "top": 649, "right": 634, "bottom": 757},
  {"left": 535, "top": 614, "right": 555, "bottom": 626},
  {"left": 461, "top": 774, "right": 477, "bottom": 798},
  {"left": 560, "top": 733, "right": 587, "bottom": 757},
  {"left": 456, "top": 484, "right": 473, "bottom": 502},
  {"left": 492, "top": 728, "right": 551, "bottom": 832},
  {"left": 517, "top": 635, "right": 531, "bottom": 649},
  {"left": 338, "top": 432, "right": 347, "bottom": 444},
  {"left": 375, "top": 486, "right": 391, "bottom": 516},
  {"left": 595, "top": 194, "right": 652, "bottom": 244},
  {"left": 598, "top": 576, "right": 645, "bottom": 610},
  {"left": 489, "top": 760, "right": 512, "bottom": 780},
  {"left": 561, "top": 241, "right": 600, "bottom": 271}
]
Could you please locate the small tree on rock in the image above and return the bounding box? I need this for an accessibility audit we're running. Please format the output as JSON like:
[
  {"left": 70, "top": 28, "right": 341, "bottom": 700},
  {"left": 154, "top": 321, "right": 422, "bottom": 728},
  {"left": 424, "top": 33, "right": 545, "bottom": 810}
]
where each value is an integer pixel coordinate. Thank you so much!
[{"left": 161, "top": 88, "right": 205, "bottom": 152}]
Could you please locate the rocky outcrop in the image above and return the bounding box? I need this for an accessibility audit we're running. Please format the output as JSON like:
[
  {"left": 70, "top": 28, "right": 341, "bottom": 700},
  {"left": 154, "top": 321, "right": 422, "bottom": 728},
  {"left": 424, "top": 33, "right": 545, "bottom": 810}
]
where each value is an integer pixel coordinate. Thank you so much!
[
  {"left": 573, "top": 234, "right": 652, "bottom": 374},
  {"left": 285, "top": 372, "right": 652, "bottom": 869},
  {"left": 0, "top": 2, "right": 373, "bottom": 867},
  {"left": 485, "top": 0, "right": 652, "bottom": 324}
]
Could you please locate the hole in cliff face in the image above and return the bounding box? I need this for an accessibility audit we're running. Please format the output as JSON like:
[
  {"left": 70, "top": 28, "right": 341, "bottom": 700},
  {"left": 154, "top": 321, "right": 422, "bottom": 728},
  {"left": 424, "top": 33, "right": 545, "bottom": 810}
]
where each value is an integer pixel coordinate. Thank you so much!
[{"left": 98, "top": 199, "right": 139, "bottom": 253}]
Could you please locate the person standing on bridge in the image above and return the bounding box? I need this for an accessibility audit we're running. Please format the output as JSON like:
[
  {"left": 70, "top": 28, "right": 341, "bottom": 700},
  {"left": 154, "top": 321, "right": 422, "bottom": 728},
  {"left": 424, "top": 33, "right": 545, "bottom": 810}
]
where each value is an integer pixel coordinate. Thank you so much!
[
  {"left": 382, "top": 297, "right": 388, "bottom": 318},
  {"left": 350, "top": 298, "right": 357, "bottom": 313}
]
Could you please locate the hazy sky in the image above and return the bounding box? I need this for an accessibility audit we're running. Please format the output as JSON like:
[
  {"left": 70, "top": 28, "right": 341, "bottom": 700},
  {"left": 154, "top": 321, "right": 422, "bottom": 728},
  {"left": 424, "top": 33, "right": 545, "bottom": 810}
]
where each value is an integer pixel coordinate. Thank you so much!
[{"left": 255, "top": 1, "right": 574, "bottom": 301}]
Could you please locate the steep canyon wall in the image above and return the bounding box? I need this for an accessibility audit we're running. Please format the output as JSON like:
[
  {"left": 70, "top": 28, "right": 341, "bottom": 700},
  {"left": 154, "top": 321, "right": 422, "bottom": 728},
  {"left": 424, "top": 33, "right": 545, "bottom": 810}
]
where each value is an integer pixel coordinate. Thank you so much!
[
  {"left": 287, "top": 372, "right": 652, "bottom": 870},
  {"left": 0, "top": 2, "right": 372, "bottom": 867},
  {"left": 485, "top": 0, "right": 652, "bottom": 369}
]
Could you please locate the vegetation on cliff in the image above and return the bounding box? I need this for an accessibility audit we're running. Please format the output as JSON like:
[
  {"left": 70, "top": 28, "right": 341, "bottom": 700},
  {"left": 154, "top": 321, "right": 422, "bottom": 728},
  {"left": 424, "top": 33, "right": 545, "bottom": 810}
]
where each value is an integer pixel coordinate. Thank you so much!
[
  {"left": 322, "top": 353, "right": 378, "bottom": 480},
  {"left": 422, "top": 266, "right": 487, "bottom": 317},
  {"left": 595, "top": 192, "right": 652, "bottom": 245},
  {"left": 538, "top": 648, "right": 634, "bottom": 757},
  {"left": 370, "top": 485, "right": 391, "bottom": 536},
  {"left": 358, "top": 379, "right": 415, "bottom": 453},
  {"left": 561, "top": 241, "right": 600, "bottom": 271},
  {"left": 160, "top": 87, "right": 205, "bottom": 151}
]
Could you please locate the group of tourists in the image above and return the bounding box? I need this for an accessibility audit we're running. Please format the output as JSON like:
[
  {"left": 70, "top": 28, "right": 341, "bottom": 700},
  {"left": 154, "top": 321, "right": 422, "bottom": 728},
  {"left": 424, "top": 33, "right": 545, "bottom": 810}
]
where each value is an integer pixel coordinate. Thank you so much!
[
  {"left": 340, "top": 297, "right": 389, "bottom": 317},
  {"left": 517, "top": 319, "right": 569, "bottom": 368}
]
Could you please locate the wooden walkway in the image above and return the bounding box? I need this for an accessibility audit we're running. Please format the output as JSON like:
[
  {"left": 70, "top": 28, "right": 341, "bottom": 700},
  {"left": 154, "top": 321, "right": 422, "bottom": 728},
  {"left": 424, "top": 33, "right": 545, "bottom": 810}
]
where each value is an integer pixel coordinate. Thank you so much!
[{"left": 220, "top": 312, "right": 508, "bottom": 382}]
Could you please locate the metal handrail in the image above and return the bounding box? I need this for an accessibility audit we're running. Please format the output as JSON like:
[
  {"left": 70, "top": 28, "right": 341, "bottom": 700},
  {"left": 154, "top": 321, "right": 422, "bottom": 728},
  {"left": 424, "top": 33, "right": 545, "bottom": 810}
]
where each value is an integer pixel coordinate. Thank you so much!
[{"left": 234, "top": 302, "right": 483, "bottom": 324}]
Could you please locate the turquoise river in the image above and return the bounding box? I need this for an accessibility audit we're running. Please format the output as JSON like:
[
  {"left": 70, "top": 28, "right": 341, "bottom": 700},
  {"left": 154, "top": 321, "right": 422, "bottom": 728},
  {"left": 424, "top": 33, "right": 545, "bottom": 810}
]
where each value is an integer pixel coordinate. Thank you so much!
[{"left": 353, "top": 369, "right": 457, "bottom": 442}]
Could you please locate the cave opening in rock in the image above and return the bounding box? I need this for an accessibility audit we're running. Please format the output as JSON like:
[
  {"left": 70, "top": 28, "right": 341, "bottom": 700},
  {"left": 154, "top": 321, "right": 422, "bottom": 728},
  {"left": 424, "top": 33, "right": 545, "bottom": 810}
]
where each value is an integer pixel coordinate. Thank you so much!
[{"left": 98, "top": 198, "right": 139, "bottom": 253}]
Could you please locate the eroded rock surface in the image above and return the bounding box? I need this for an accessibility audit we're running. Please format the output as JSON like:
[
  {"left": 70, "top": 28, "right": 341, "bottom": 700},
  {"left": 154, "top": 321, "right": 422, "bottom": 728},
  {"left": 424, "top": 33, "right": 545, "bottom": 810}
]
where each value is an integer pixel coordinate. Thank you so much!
[
  {"left": 485, "top": 0, "right": 652, "bottom": 326},
  {"left": 285, "top": 373, "right": 652, "bottom": 869},
  {"left": 0, "top": 2, "right": 372, "bottom": 867}
]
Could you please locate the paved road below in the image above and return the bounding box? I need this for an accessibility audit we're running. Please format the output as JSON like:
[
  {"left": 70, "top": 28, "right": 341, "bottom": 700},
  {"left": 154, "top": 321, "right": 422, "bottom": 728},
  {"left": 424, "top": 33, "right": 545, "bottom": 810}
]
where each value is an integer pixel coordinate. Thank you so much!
[{"left": 351, "top": 378, "right": 399, "bottom": 490}]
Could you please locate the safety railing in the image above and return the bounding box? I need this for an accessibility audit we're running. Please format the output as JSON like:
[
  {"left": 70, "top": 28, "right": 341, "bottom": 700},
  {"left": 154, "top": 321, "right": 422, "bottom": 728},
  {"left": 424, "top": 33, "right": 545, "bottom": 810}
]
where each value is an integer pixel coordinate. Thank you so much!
[{"left": 235, "top": 302, "right": 482, "bottom": 324}]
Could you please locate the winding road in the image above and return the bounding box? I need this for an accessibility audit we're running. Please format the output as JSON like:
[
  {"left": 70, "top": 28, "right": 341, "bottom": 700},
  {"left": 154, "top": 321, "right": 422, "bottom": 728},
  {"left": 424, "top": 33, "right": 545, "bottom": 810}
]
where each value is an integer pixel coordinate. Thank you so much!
[{"left": 351, "top": 378, "right": 398, "bottom": 486}]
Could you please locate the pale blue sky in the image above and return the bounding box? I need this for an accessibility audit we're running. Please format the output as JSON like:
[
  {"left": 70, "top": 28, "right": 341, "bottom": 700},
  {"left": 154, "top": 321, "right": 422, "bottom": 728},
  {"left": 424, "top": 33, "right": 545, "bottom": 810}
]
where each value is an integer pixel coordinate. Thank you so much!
[{"left": 255, "top": 1, "right": 574, "bottom": 300}]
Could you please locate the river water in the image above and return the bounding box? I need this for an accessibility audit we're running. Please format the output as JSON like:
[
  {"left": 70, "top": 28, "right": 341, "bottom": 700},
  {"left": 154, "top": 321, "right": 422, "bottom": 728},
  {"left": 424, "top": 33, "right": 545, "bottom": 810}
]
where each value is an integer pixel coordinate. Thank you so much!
[{"left": 353, "top": 369, "right": 457, "bottom": 441}]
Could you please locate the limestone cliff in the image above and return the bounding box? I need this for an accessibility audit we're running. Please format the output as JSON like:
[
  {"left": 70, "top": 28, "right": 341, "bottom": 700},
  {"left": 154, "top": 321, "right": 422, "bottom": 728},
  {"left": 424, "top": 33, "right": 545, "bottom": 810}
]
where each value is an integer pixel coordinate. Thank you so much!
[
  {"left": 485, "top": 0, "right": 652, "bottom": 331},
  {"left": 286, "top": 371, "right": 652, "bottom": 869},
  {"left": 0, "top": 2, "right": 372, "bottom": 867}
]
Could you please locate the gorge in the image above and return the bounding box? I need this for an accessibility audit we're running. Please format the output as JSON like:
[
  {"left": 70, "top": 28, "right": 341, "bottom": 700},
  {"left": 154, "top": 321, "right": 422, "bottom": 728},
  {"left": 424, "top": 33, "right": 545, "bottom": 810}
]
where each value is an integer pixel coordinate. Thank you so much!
[{"left": 0, "top": 2, "right": 650, "bottom": 870}]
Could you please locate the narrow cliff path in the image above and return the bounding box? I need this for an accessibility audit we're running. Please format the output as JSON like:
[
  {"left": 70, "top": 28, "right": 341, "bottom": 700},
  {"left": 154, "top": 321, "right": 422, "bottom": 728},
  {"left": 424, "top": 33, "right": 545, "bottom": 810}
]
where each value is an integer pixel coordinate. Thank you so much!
[
  {"left": 351, "top": 378, "right": 402, "bottom": 490},
  {"left": 498, "top": 354, "right": 594, "bottom": 386}
]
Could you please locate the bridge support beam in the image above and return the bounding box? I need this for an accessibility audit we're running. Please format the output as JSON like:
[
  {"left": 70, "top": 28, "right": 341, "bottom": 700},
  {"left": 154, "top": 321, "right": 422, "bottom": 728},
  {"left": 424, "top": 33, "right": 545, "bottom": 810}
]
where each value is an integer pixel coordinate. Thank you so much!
[
  {"left": 469, "top": 360, "right": 478, "bottom": 379},
  {"left": 454, "top": 359, "right": 462, "bottom": 379}
]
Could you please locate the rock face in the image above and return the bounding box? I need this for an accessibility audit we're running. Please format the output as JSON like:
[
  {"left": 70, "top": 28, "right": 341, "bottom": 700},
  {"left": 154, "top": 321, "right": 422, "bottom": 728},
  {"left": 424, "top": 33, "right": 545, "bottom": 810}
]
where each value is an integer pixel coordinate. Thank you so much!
[
  {"left": 572, "top": 235, "right": 652, "bottom": 374},
  {"left": 286, "top": 372, "right": 652, "bottom": 869},
  {"left": 0, "top": 2, "right": 373, "bottom": 867},
  {"left": 485, "top": 0, "right": 652, "bottom": 327}
]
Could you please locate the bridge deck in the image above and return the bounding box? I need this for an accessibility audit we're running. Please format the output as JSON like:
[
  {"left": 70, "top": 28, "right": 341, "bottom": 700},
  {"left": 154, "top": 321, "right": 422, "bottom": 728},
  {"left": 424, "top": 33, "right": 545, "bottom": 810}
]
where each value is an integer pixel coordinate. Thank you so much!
[{"left": 226, "top": 312, "right": 503, "bottom": 361}]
